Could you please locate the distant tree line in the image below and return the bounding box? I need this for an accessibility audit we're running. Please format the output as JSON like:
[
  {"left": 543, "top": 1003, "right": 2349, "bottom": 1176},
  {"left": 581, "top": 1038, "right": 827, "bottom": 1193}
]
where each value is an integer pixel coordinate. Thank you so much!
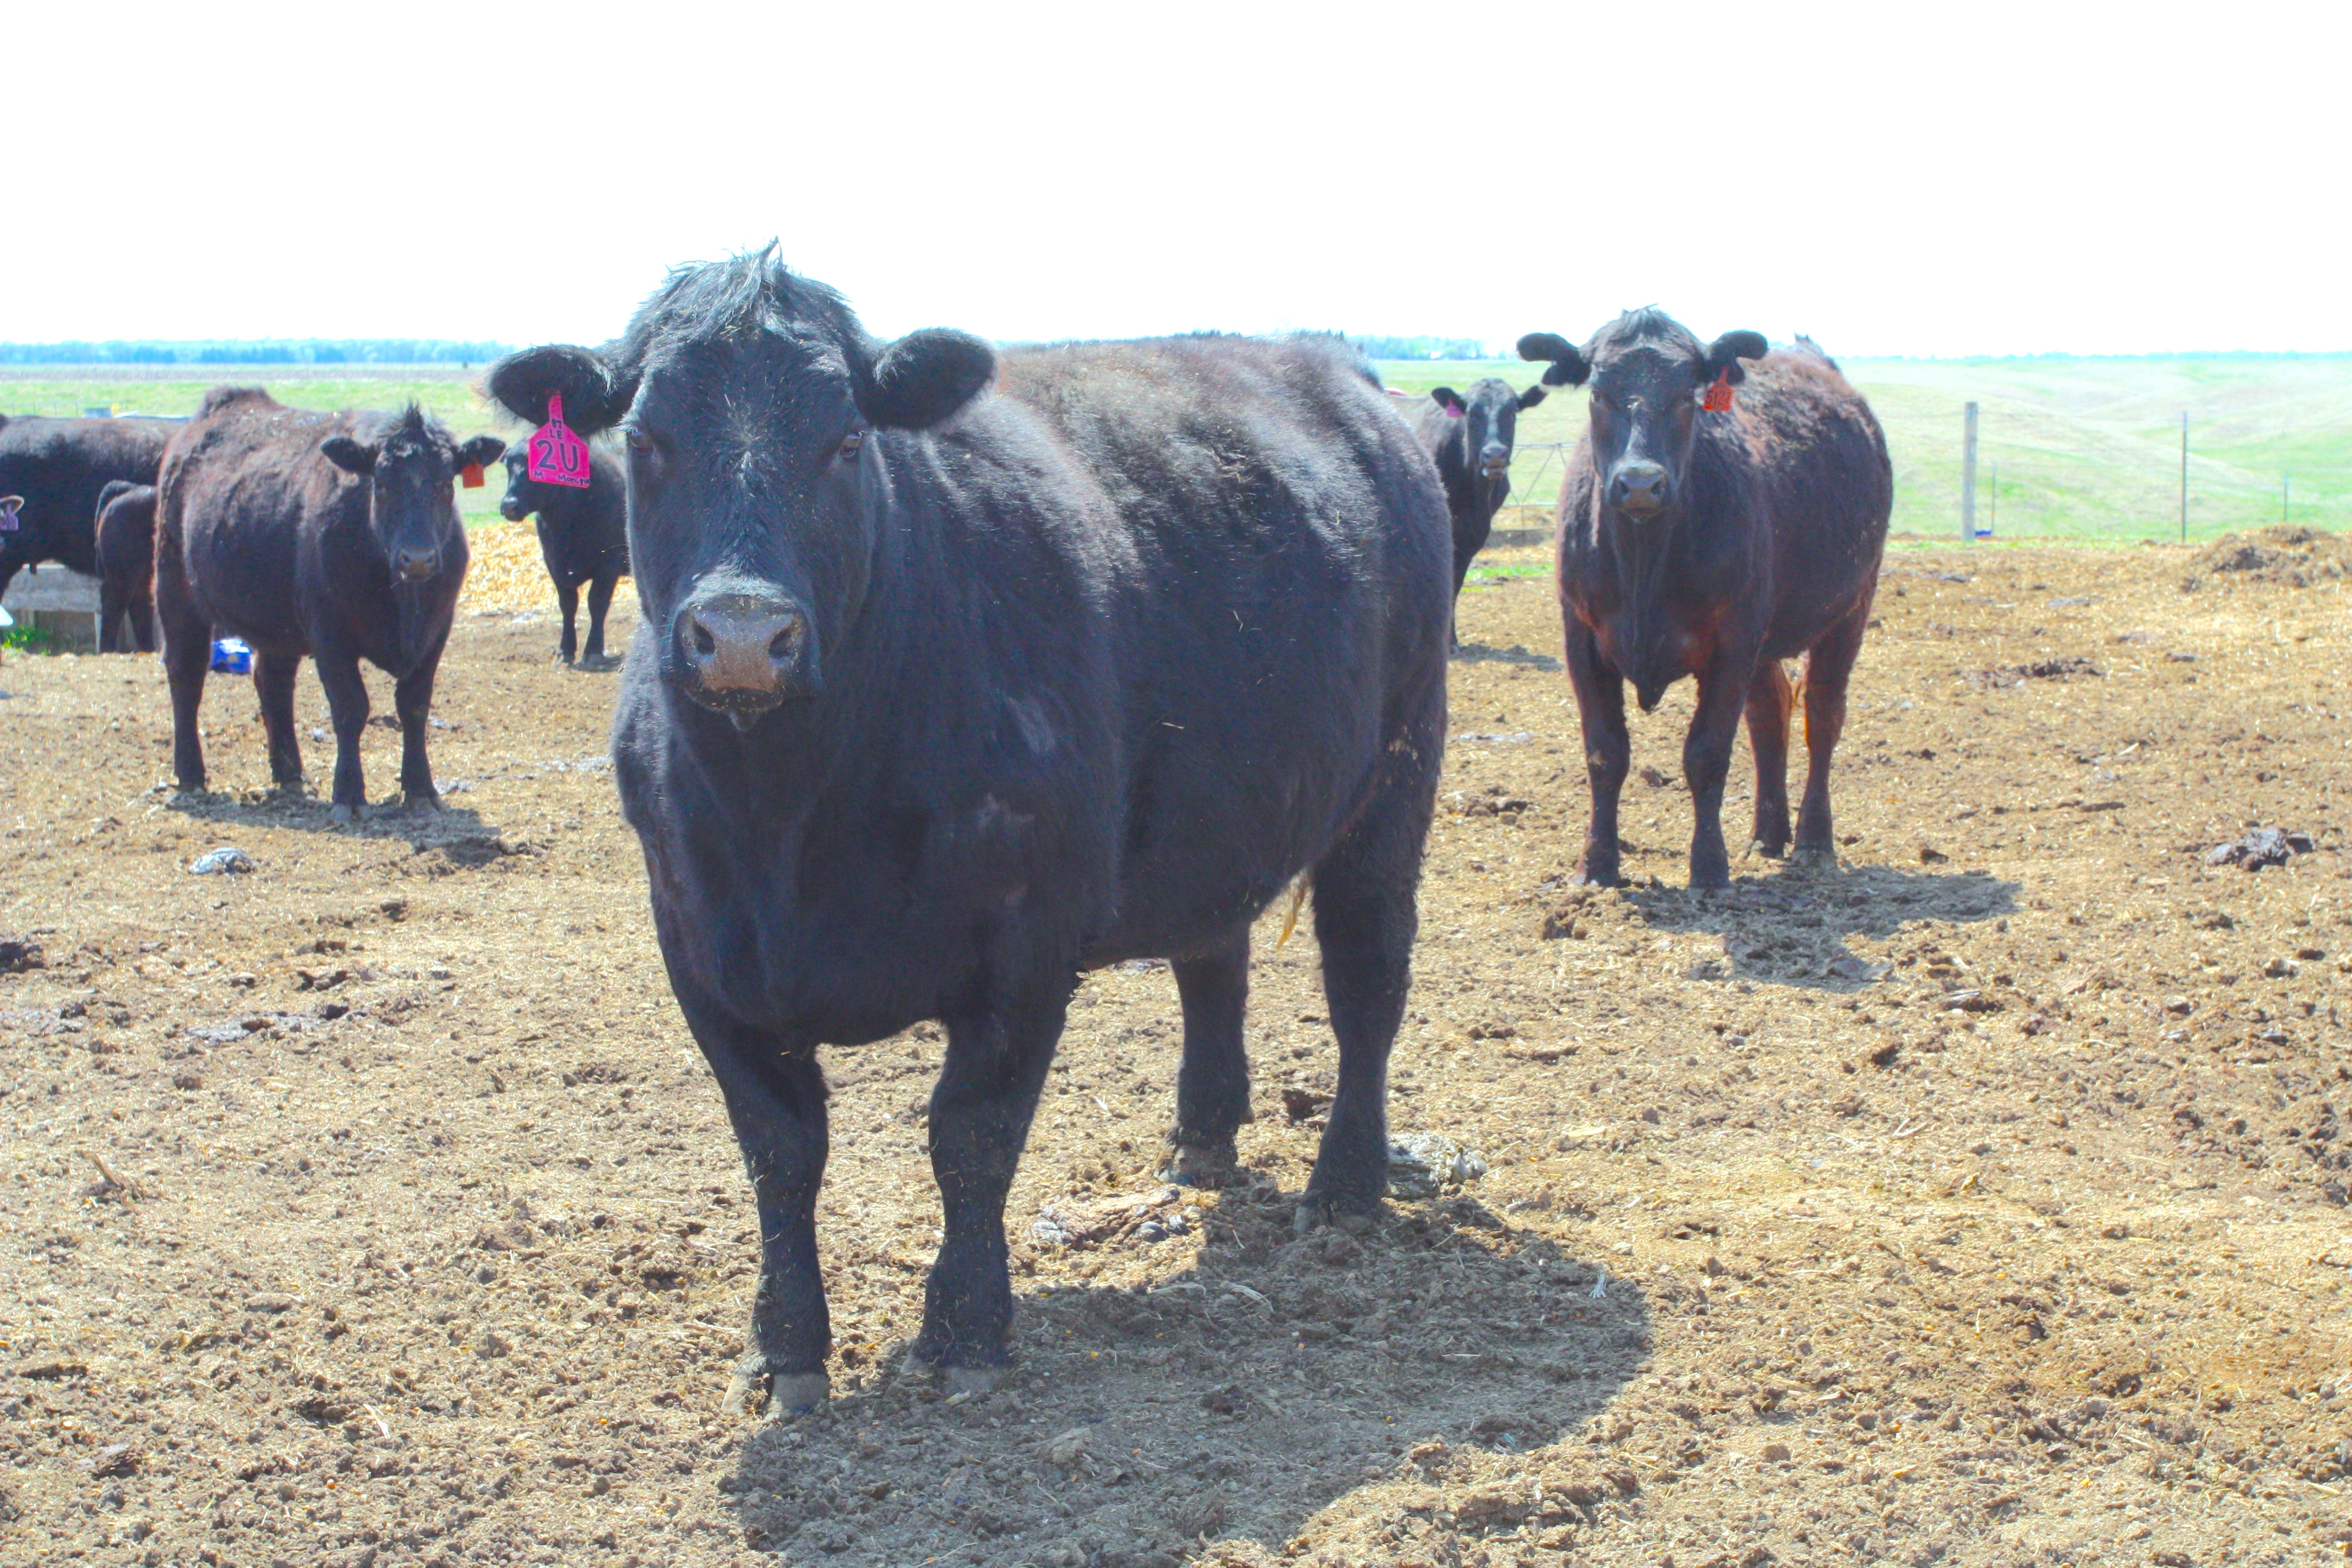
[
  {"left": 1350, "top": 335, "right": 1495, "bottom": 361},
  {"left": 0, "top": 339, "right": 512, "bottom": 366}
]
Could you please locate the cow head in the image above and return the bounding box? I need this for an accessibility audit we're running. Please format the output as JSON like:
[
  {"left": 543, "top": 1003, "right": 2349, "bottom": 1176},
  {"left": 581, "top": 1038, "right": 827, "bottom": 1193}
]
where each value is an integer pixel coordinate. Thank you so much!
[
  {"left": 319, "top": 407, "right": 505, "bottom": 584},
  {"left": 1430, "top": 378, "right": 1545, "bottom": 486},
  {"left": 484, "top": 247, "right": 995, "bottom": 729},
  {"left": 498, "top": 445, "right": 562, "bottom": 523},
  {"left": 1520, "top": 313, "right": 1766, "bottom": 521}
]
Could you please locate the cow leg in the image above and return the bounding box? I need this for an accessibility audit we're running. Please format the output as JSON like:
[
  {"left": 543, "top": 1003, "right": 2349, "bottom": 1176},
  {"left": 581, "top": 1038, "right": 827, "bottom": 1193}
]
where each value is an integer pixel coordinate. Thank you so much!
[
  {"left": 99, "top": 577, "right": 128, "bottom": 655},
  {"left": 314, "top": 652, "right": 372, "bottom": 823},
  {"left": 131, "top": 577, "right": 158, "bottom": 654},
  {"left": 1744, "top": 659, "right": 1794, "bottom": 858},
  {"left": 582, "top": 572, "right": 618, "bottom": 666},
  {"left": 1794, "top": 602, "right": 1870, "bottom": 865},
  {"left": 253, "top": 651, "right": 305, "bottom": 793},
  {"left": 1562, "top": 622, "right": 1630, "bottom": 887},
  {"left": 155, "top": 548, "right": 212, "bottom": 794},
  {"left": 666, "top": 974, "right": 834, "bottom": 1417},
  {"left": 1162, "top": 929, "right": 1252, "bottom": 1184},
  {"left": 394, "top": 640, "right": 449, "bottom": 811},
  {"left": 913, "top": 979, "right": 1071, "bottom": 1386},
  {"left": 1298, "top": 693, "right": 1439, "bottom": 1233},
  {"left": 1681, "top": 658, "right": 1754, "bottom": 891},
  {"left": 556, "top": 580, "right": 580, "bottom": 664}
]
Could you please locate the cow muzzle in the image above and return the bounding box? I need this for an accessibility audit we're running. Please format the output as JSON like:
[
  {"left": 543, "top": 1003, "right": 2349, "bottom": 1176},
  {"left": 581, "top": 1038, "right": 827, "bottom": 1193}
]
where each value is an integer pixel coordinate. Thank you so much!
[
  {"left": 1480, "top": 444, "right": 1511, "bottom": 477},
  {"left": 1609, "top": 461, "right": 1671, "bottom": 519},
  {"left": 497, "top": 494, "right": 527, "bottom": 522},
  {"left": 393, "top": 545, "right": 439, "bottom": 583},
  {"left": 673, "top": 590, "right": 817, "bottom": 718}
]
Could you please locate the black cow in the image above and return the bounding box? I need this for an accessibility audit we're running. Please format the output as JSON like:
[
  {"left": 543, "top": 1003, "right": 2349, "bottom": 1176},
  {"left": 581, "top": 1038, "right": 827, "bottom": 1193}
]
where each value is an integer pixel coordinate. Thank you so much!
[
  {"left": 1412, "top": 377, "right": 1546, "bottom": 607},
  {"left": 486, "top": 252, "right": 1450, "bottom": 1414},
  {"left": 497, "top": 443, "right": 630, "bottom": 665},
  {"left": 0, "top": 414, "right": 175, "bottom": 602},
  {"left": 1520, "top": 313, "right": 1891, "bottom": 890},
  {"left": 154, "top": 388, "right": 504, "bottom": 818},
  {"left": 95, "top": 480, "right": 160, "bottom": 652}
]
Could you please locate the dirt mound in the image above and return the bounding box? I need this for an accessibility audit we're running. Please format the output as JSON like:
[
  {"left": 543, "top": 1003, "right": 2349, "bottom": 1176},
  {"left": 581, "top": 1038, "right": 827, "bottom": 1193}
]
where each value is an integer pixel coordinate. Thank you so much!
[{"left": 2186, "top": 524, "right": 2351, "bottom": 587}]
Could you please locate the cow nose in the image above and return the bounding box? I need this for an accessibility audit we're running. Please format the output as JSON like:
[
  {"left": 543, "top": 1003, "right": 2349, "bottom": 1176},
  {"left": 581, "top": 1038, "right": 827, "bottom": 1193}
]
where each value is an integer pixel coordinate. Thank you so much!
[
  {"left": 1480, "top": 443, "right": 1510, "bottom": 471},
  {"left": 1610, "top": 462, "right": 1670, "bottom": 518},
  {"left": 676, "top": 591, "right": 812, "bottom": 703},
  {"left": 394, "top": 546, "right": 438, "bottom": 581}
]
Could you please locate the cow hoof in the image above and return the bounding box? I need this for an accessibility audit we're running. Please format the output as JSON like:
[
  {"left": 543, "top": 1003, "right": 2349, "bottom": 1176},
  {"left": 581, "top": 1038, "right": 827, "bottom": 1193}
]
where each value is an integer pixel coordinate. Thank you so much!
[
  {"left": 404, "top": 794, "right": 443, "bottom": 815},
  {"left": 1746, "top": 839, "right": 1788, "bottom": 861},
  {"left": 1293, "top": 1194, "right": 1381, "bottom": 1235},
  {"left": 330, "top": 803, "right": 360, "bottom": 825},
  {"left": 725, "top": 1354, "right": 828, "bottom": 1419},
  {"left": 1790, "top": 845, "right": 1838, "bottom": 872},
  {"left": 940, "top": 1364, "right": 1006, "bottom": 1397},
  {"left": 1159, "top": 1140, "right": 1242, "bottom": 1188}
]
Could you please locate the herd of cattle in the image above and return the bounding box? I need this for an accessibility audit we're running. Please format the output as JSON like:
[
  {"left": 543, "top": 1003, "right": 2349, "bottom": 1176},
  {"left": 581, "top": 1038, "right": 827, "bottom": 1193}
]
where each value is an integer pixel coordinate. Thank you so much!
[{"left": 0, "top": 255, "right": 1892, "bottom": 1413}]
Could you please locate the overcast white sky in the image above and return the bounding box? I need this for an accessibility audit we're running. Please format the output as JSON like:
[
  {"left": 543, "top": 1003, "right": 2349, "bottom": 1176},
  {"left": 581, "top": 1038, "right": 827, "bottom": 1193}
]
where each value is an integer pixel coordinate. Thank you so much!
[{"left": 9, "top": 2, "right": 2339, "bottom": 356}]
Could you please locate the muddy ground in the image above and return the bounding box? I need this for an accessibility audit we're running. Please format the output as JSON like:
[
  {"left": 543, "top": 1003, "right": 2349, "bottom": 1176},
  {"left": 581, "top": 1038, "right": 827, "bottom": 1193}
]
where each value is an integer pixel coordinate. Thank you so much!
[{"left": 2, "top": 532, "right": 2348, "bottom": 1568}]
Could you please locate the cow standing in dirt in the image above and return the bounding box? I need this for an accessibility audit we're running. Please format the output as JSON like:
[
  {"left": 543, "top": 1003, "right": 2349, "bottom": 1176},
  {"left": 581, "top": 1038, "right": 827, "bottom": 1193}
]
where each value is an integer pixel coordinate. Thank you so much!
[
  {"left": 154, "top": 388, "right": 504, "bottom": 818},
  {"left": 94, "top": 480, "right": 159, "bottom": 652},
  {"left": 0, "top": 413, "right": 175, "bottom": 602},
  {"left": 497, "top": 443, "right": 630, "bottom": 666},
  {"left": 1412, "top": 377, "right": 1546, "bottom": 609},
  {"left": 1519, "top": 313, "right": 1891, "bottom": 889},
  {"left": 487, "top": 251, "right": 1450, "bottom": 1414}
]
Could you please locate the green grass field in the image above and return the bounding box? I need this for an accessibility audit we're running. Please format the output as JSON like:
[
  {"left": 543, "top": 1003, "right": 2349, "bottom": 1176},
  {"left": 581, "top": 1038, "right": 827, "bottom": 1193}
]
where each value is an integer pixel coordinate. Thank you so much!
[
  {"left": 0, "top": 369, "right": 520, "bottom": 528},
  {"left": 1378, "top": 353, "right": 2352, "bottom": 543},
  {"left": 9, "top": 351, "right": 2349, "bottom": 543}
]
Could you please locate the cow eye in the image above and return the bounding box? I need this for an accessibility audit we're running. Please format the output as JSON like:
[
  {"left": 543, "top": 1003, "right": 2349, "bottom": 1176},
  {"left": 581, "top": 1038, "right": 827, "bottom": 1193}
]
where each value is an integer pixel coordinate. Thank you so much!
[
  {"left": 838, "top": 430, "right": 865, "bottom": 459},
  {"left": 624, "top": 428, "right": 654, "bottom": 455}
]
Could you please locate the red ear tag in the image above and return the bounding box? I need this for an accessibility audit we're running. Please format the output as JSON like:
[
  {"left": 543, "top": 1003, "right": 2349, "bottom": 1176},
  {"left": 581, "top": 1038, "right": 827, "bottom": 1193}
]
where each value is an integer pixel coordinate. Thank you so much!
[
  {"left": 460, "top": 462, "right": 484, "bottom": 489},
  {"left": 1701, "top": 369, "right": 1734, "bottom": 413},
  {"left": 527, "top": 393, "right": 592, "bottom": 489}
]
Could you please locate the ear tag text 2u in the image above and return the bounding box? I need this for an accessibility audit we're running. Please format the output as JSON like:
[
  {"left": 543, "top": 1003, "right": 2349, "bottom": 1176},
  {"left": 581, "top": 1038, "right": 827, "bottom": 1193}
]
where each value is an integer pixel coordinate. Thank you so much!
[
  {"left": 1701, "top": 369, "right": 1735, "bottom": 413},
  {"left": 527, "top": 393, "right": 592, "bottom": 489},
  {"left": 460, "top": 463, "right": 484, "bottom": 488}
]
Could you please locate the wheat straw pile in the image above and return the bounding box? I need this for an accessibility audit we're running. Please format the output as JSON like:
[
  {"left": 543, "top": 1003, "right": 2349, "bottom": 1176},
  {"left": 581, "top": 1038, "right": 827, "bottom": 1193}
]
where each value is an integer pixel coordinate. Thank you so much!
[{"left": 460, "top": 521, "right": 640, "bottom": 616}]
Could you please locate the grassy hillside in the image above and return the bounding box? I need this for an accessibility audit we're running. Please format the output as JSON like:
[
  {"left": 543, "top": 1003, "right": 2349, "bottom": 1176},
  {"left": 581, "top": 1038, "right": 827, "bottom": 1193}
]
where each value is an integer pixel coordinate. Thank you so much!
[
  {"left": 11, "top": 353, "right": 2349, "bottom": 543},
  {"left": 1377, "top": 353, "right": 2352, "bottom": 543}
]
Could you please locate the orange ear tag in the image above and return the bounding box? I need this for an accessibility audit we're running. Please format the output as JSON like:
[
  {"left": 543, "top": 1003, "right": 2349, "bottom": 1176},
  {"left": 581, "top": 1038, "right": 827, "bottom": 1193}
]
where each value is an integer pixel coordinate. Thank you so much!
[
  {"left": 1701, "top": 369, "right": 1734, "bottom": 413},
  {"left": 460, "top": 463, "right": 485, "bottom": 488}
]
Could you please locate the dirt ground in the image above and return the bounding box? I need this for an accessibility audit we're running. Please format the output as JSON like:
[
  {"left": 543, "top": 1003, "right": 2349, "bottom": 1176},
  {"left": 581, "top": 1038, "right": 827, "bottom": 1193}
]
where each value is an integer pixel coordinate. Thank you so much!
[{"left": 2, "top": 528, "right": 2348, "bottom": 1568}]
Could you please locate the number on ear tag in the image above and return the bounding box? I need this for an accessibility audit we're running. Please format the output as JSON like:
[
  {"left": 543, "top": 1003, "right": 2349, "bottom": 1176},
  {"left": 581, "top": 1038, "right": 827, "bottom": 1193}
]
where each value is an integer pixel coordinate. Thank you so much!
[
  {"left": 527, "top": 394, "right": 592, "bottom": 489},
  {"left": 0, "top": 498, "right": 20, "bottom": 532},
  {"left": 460, "top": 463, "right": 485, "bottom": 489},
  {"left": 1701, "top": 369, "right": 1735, "bottom": 413}
]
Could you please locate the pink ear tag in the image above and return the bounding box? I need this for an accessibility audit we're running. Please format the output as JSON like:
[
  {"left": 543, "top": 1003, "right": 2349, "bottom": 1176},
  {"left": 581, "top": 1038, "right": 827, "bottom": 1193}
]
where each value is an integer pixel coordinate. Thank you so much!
[
  {"left": 1445, "top": 405, "right": 1465, "bottom": 418},
  {"left": 526, "top": 393, "right": 592, "bottom": 489}
]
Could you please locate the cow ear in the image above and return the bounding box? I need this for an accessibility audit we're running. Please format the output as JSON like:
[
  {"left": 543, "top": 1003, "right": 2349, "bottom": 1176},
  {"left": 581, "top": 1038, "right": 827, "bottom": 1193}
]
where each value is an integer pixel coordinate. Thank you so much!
[
  {"left": 485, "top": 344, "right": 633, "bottom": 434},
  {"left": 455, "top": 435, "right": 508, "bottom": 473},
  {"left": 1517, "top": 384, "right": 1548, "bottom": 410},
  {"left": 1517, "top": 331, "right": 1588, "bottom": 388},
  {"left": 1706, "top": 330, "right": 1769, "bottom": 385},
  {"left": 1429, "top": 386, "right": 1462, "bottom": 413},
  {"left": 319, "top": 435, "right": 377, "bottom": 475},
  {"left": 859, "top": 328, "right": 995, "bottom": 430}
]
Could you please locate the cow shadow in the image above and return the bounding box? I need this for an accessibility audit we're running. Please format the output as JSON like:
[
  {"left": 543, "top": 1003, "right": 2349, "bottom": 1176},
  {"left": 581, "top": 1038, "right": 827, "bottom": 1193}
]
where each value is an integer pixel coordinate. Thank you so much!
[
  {"left": 716, "top": 1192, "right": 1647, "bottom": 1567},
  {"left": 1449, "top": 641, "right": 1564, "bottom": 672},
  {"left": 1620, "top": 859, "right": 2020, "bottom": 992},
  {"left": 163, "top": 785, "right": 508, "bottom": 851}
]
